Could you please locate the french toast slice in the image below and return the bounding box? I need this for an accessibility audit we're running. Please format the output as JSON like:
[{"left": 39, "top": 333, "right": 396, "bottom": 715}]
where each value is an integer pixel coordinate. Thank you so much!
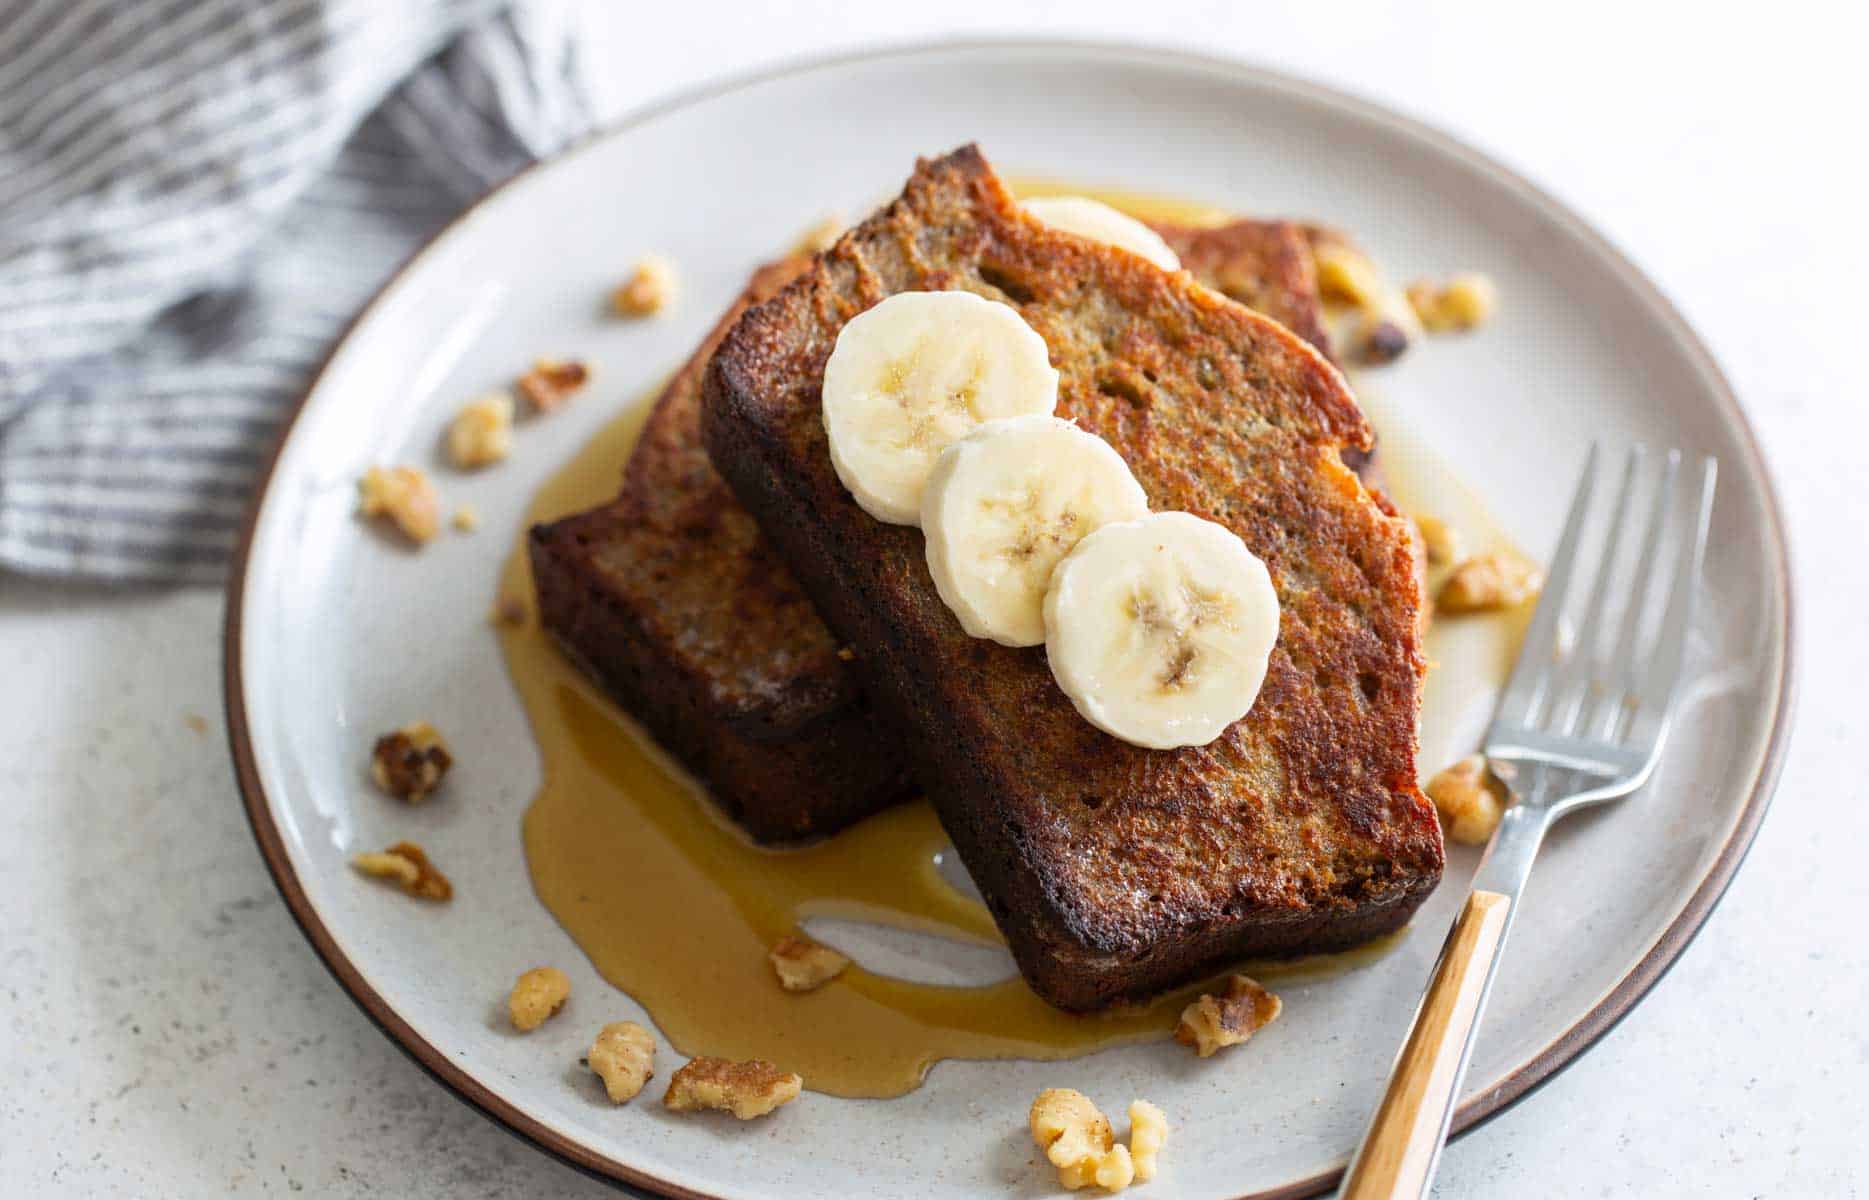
[
  {"left": 1152, "top": 218, "right": 1332, "bottom": 360},
  {"left": 529, "top": 258, "right": 914, "bottom": 843},
  {"left": 531, "top": 213, "right": 1341, "bottom": 844},
  {"left": 702, "top": 146, "right": 1442, "bottom": 1010}
]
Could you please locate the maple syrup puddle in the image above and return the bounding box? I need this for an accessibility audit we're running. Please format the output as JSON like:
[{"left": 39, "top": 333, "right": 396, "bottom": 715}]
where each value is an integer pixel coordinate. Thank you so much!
[{"left": 498, "top": 185, "right": 1526, "bottom": 1101}]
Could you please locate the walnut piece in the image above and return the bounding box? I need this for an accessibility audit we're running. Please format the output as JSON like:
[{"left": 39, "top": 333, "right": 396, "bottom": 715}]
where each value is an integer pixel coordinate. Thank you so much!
[
  {"left": 610, "top": 256, "right": 677, "bottom": 317},
  {"left": 351, "top": 850, "right": 416, "bottom": 888},
  {"left": 1313, "top": 242, "right": 1382, "bottom": 307},
  {"left": 587, "top": 1021, "right": 655, "bottom": 1103},
  {"left": 508, "top": 967, "right": 570, "bottom": 1032},
  {"left": 1308, "top": 232, "right": 1419, "bottom": 365},
  {"left": 1029, "top": 1088, "right": 1148, "bottom": 1192},
  {"left": 357, "top": 465, "right": 440, "bottom": 544},
  {"left": 516, "top": 358, "right": 591, "bottom": 414},
  {"left": 1408, "top": 273, "right": 1498, "bottom": 332},
  {"left": 663, "top": 1055, "right": 801, "bottom": 1119},
  {"left": 768, "top": 934, "right": 850, "bottom": 992},
  {"left": 1351, "top": 276, "right": 1425, "bottom": 366},
  {"left": 793, "top": 214, "right": 845, "bottom": 255},
  {"left": 1031, "top": 1088, "right": 1113, "bottom": 1170},
  {"left": 369, "top": 721, "right": 452, "bottom": 802},
  {"left": 1427, "top": 755, "right": 1506, "bottom": 845},
  {"left": 1128, "top": 1101, "right": 1168, "bottom": 1183},
  {"left": 351, "top": 841, "right": 452, "bottom": 901},
  {"left": 1415, "top": 514, "right": 1463, "bottom": 566},
  {"left": 1438, "top": 551, "right": 1542, "bottom": 613},
  {"left": 1174, "top": 974, "right": 1282, "bottom": 1058},
  {"left": 1351, "top": 312, "right": 1413, "bottom": 365},
  {"left": 1440, "top": 274, "right": 1498, "bottom": 327},
  {"left": 447, "top": 392, "right": 514, "bottom": 469},
  {"left": 1064, "top": 1145, "right": 1134, "bottom": 1192}
]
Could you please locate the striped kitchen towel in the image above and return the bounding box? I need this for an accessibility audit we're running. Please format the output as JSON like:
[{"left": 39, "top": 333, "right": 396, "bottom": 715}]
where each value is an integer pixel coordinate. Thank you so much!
[{"left": 0, "top": 0, "right": 596, "bottom": 583}]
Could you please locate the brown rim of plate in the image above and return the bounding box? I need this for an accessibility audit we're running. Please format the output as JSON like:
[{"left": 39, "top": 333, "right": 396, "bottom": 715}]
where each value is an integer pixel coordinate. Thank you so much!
[{"left": 221, "top": 37, "right": 1797, "bottom": 1200}]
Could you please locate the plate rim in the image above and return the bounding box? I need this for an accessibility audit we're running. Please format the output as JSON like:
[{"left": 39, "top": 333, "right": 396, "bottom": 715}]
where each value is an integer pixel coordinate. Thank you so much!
[{"left": 221, "top": 34, "right": 1798, "bottom": 1200}]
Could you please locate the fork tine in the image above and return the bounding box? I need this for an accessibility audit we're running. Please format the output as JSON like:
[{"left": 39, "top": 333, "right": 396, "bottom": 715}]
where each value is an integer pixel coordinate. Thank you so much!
[
  {"left": 1546, "top": 446, "right": 1643, "bottom": 734},
  {"left": 1592, "top": 449, "right": 1680, "bottom": 737},
  {"left": 1625, "top": 455, "right": 1717, "bottom": 749},
  {"left": 1490, "top": 444, "right": 1599, "bottom": 730}
]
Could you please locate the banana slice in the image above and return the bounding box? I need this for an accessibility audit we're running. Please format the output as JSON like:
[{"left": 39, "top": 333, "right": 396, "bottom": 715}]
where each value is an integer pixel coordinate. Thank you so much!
[
  {"left": 1044, "top": 512, "right": 1280, "bottom": 749},
  {"left": 1023, "top": 197, "right": 1181, "bottom": 271},
  {"left": 922, "top": 415, "right": 1150, "bottom": 647},
  {"left": 822, "top": 291, "right": 1059, "bottom": 525}
]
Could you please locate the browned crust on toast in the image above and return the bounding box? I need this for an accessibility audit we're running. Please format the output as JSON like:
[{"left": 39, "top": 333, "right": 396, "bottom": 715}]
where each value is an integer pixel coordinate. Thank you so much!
[
  {"left": 1153, "top": 218, "right": 1333, "bottom": 360},
  {"left": 703, "top": 145, "right": 1442, "bottom": 1010}
]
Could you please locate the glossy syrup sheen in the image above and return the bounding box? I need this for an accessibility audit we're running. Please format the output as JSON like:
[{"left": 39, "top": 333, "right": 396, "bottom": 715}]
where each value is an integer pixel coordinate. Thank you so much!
[
  {"left": 1354, "top": 381, "right": 1534, "bottom": 772},
  {"left": 500, "top": 186, "right": 1523, "bottom": 1100},
  {"left": 498, "top": 398, "right": 1407, "bottom": 1099}
]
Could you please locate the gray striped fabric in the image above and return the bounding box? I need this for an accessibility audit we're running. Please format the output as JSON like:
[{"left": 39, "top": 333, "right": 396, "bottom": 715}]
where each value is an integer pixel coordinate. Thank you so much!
[{"left": 0, "top": 0, "right": 595, "bottom": 582}]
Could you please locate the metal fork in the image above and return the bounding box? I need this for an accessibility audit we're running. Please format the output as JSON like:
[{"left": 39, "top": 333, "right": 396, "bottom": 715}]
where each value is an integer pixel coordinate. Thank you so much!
[{"left": 1339, "top": 445, "right": 1718, "bottom": 1199}]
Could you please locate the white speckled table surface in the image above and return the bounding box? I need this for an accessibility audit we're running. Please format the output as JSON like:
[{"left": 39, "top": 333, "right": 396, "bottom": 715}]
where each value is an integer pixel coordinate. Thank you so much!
[{"left": 4, "top": 2, "right": 1864, "bottom": 1195}]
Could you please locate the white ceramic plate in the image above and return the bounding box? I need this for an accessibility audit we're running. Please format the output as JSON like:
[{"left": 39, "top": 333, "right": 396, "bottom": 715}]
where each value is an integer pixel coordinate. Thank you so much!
[{"left": 226, "top": 40, "right": 1793, "bottom": 1200}]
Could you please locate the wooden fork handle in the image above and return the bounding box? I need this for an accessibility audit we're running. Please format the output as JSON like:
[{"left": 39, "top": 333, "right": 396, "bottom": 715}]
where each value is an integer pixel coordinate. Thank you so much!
[{"left": 1339, "top": 890, "right": 1513, "bottom": 1200}]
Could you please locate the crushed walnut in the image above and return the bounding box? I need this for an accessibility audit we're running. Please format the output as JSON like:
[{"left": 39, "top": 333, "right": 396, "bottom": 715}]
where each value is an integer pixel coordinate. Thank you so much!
[
  {"left": 1313, "top": 242, "right": 1382, "bottom": 308},
  {"left": 587, "top": 1021, "right": 656, "bottom": 1103},
  {"left": 447, "top": 392, "right": 514, "bottom": 469},
  {"left": 1031, "top": 1088, "right": 1121, "bottom": 1188},
  {"left": 452, "top": 505, "right": 480, "bottom": 532},
  {"left": 1407, "top": 273, "right": 1498, "bottom": 332},
  {"left": 1415, "top": 514, "right": 1463, "bottom": 566},
  {"left": 1029, "top": 1088, "right": 1164, "bottom": 1192},
  {"left": 516, "top": 358, "right": 591, "bottom": 414},
  {"left": 369, "top": 721, "right": 452, "bottom": 802},
  {"left": 1438, "top": 551, "right": 1542, "bottom": 613},
  {"left": 357, "top": 465, "right": 440, "bottom": 544},
  {"left": 1354, "top": 273, "right": 1427, "bottom": 365},
  {"left": 768, "top": 933, "right": 849, "bottom": 993},
  {"left": 793, "top": 214, "right": 845, "bottom": 256},
  {"left": 351, "top": 841, "right": 452, "bottom": 901},
  {"left": 1308, "top": 235, "right": 1420, "bottom": 365},
  {"left": 1427, "top": 754, "right": 1506, "bottom": 845},
  {"left": 664, "top": 1055, "right": 801, "bottom": 1120},
  {"left": 1069, "top": 1146, "right": 1134, "bottom": 1193},
  {"left": 835, "top": 646, "right": 856, "bottom": 662},
  {"left": 1351, "top": 309, "right": 1414, "bottom": 365},
  {"left": 1174, "top": 973, "right": 1282, "bottom": 1058},
  {"left": 508, "top": 967, "right": 571, "bottom": 1032},
  {"left": 610, "top": 256, "right": 677, "bottom": 317},
  {"left": 1127, "top": 1101, "right": 1168, "bottom": 1183}
]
